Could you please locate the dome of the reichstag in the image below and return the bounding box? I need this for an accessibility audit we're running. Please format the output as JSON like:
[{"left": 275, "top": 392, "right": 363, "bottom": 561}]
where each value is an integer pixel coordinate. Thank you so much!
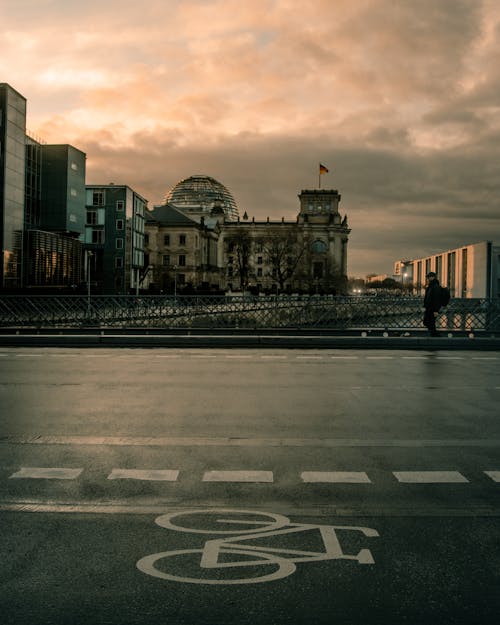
[{"left": 164, "top": 175, "right": 239, "bottom": 221}]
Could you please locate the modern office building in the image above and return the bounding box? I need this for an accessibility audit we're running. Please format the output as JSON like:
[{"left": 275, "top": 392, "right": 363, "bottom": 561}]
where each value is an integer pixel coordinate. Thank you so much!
[
  {"left": 0, "top": 83, "right": 26, "bottom": 288},
  {"left": 395, "top": 240, "right": 500, "bottom": 298},
  {"left": 40, "top": 144, "right": 86, "bottom": 235},
  {"left": 85, "top": 184, "right": 147, "bottom": 293},
  {"left": 1, "top": 83, "right": 85, "bottom": 290}
]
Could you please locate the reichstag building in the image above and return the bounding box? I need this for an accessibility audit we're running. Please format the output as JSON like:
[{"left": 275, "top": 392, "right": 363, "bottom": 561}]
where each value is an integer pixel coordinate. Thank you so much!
[{"left": 145, "top": 175, "right": 350, "bottom": 295}]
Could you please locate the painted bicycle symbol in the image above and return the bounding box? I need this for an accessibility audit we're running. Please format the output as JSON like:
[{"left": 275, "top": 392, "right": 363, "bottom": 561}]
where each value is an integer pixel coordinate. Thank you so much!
[{"left": 136, "top": 509, "right": 379, "bottom": 585}]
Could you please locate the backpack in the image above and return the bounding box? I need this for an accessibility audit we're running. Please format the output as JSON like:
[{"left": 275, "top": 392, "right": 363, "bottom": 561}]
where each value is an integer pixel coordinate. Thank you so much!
[{"left": 440, "top": 286, "right": 450, "bottom": 307}]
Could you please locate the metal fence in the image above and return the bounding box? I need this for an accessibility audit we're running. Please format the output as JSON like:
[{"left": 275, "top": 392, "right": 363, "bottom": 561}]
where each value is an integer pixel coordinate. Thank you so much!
[{"left": 1, "top": 294, "right": 499, "bottom": 332}]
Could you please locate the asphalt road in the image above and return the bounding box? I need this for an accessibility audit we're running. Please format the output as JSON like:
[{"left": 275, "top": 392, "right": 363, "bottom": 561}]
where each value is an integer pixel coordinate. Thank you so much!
[{"left": 1, "top": 347, "right": 500, "bottom": 625}]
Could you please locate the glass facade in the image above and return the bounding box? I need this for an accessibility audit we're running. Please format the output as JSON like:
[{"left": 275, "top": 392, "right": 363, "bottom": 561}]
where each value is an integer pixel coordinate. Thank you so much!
[{"left": 0, "top": 84, "right": 26, "bottom": 288}]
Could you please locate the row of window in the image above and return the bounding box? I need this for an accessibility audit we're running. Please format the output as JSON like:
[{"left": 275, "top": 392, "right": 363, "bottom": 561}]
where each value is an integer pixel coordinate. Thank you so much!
[
  {"left": 86, "top": 212, "right": 125, "bottom": 229},
  {"left": 162, "top": 234, "right": 186, "bottom": 246},
  {"left": 89, "top": 191, "right": 125, "bottom": 210},
  {"left": 162, "top": 255, "right": 186, "bottom": 267}
]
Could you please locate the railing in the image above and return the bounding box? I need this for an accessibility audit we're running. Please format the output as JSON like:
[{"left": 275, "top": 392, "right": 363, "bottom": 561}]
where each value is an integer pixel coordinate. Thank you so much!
[{"left": 1, "top": 295, "right": 499, "bottom": 332}]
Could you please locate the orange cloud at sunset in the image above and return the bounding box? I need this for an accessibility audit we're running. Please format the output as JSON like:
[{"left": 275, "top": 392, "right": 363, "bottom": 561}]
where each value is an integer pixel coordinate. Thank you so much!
[{"left": 2, "top": 0, "right": 500, "bottom": 275}]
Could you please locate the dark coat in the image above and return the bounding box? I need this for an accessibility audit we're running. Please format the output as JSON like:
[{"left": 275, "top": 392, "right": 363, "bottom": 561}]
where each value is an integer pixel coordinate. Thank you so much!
[{"left": 424, "top": 279, "right": 441, "bottom": 312}]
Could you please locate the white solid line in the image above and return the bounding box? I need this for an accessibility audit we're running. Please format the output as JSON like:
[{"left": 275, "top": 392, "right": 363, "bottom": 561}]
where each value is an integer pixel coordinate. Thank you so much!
[
  {"left": 9, "top": 467, "right": 83, "bottom": 480},
  {"left": 484, "top": 471, "right": 500, "bottom": 482},
  {"left": 202, "top": 470, "right": 273, "bottom": 483},
  {"left": 393, "top": 471, "right": 468, "bottom": 483},
  {"left": 301, "top": 471, "right": 371, "bottom": 483},
  {"left": 107, "top": 469, "right": 179, "bottom": 481}
]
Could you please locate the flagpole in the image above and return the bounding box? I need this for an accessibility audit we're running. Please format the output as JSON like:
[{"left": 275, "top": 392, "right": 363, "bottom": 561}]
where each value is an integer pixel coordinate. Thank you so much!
[{"left": 318, "top": 163, "right": 321, "bottom": 189}]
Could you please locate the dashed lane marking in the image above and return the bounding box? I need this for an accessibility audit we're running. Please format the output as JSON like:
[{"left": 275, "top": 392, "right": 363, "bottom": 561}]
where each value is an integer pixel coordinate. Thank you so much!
[
  {"left": 301, "top": 471, "right": 371, "bottom": 483},
  {"left": 107, "top": 469, "right": 179, "bottom": 481},
  {"left": 484, "top": 471, "right": 500, "bottom": 482},
  {"left": 9, "top": 467, "right": 83, "bottom": 480},
  {"left": 202, "top": 470, "right": 274, "bottom": 483},
  {"left": 393, "top": 471, "right": 469, "bottom": 483}
]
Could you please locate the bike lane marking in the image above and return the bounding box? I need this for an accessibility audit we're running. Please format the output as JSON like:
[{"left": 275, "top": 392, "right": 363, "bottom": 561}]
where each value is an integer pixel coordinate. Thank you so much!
[
  {"left": 202, "top": 471, "right": 274, "bottom": 482},
  {"left": 301, "top": 471, "right": 371, "bottom": 483},
  {"left": 107, "top": 469, "right": 179, "bottom": 481},
  {"left": 9, "top": 467, "right": 83, "bottom": 479},
  {"left": 393, "top": 471, "right": 469, "bottom": 483}
]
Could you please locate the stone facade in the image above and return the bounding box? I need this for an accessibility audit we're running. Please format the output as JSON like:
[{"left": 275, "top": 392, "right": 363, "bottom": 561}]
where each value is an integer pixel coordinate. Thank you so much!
[{"left": 145, "top": 188, "right": 350, "bottom": 294}]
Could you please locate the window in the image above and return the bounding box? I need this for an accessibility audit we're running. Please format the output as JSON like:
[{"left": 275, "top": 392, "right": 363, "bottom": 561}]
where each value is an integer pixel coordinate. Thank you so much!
[
  {"left": 86, "top": 210, "right": 97, "bottom": 225},
  {"left": 92, "top": 230, "right": 104, "bottom": 244},
  {"left": 71, "top": 162, "right": 78, "bottom": 171},
  {"left": 115, "top": 257, "right": 123, "bottom": 269},
  {"left": 163, "top": 234, "right": 170, "bottom": 246},
  {"left": 116, "top": 219, "right": 124, "bottom": 230},
  {"left": 228, "top": 267, "right": 233, "bottom": 277},
  {"left": 162, "top": 255, "right": 170, "bottom": 266},
  {"left": 116, "top": 200, "right": 124, "bottom": 211},
  {"left": 311, "top": 240, "right": 327, "bottom": 254},
  {"left": 144, "top": 233, "right": 149, "bottom": 245},
  {"left": 116, "top": 238, "right": 124, "bottom": 249},
  {"left": 70, "top": 188, "right": 77, "bottom": 197},
  {"left": 92, "top": 191, "right": 104, "bottom": 206},
  {"left": 257, "top": 267, "right": 263, "bottom": 277},
  {"left": 179, "top": 234, "right": 186, "bottom": 245},
  {"left": 178, "top": 254, "right": 186, "bottom": 266},
  {"left": 257, "top": 256, "right": 263, "bottom": 265},
  {"left": 228, "top": 256, "right": 233, "bottom": 265}
]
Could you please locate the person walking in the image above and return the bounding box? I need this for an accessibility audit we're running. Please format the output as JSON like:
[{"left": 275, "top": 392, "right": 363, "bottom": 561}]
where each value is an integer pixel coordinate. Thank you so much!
[{"left": 423, "top": 271, "right": 441, "bottom": 336}]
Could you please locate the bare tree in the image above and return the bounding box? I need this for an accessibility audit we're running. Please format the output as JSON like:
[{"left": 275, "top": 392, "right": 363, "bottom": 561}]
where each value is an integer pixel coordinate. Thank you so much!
[
  {"left": 225, "top": 229, "right": 252, "bottom": 290},
  {"left": 260, "top": 226, "right": 307, "bottom": 292}
]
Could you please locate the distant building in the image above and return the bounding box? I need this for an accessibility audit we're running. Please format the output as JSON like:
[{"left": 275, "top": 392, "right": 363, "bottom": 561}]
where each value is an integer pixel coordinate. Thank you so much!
[
  {"left": 396, "top": 241, "right": 500, "bottom": 298},
  {"left": 85, "top": 184, "right": 147, "bottom": 293}
]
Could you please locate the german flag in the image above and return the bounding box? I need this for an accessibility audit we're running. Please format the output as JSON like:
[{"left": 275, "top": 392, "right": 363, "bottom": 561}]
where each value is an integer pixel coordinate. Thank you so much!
[{"left": 319, "top": 163, "right": 329, "bottom": 174}]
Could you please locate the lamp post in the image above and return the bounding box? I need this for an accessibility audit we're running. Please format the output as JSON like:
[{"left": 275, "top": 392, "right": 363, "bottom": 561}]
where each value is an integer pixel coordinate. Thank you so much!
[
  {"left": 86, "top": 250, "right": 94, "bottom": 317},
  {"left": 173, "top": 265, "right": 178, "bottom": 304}
]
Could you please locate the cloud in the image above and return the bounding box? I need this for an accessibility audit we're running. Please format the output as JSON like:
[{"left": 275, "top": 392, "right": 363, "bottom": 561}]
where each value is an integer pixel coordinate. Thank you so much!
[{"left": 2, "top": 0, "right": 500, "bottom": 276}]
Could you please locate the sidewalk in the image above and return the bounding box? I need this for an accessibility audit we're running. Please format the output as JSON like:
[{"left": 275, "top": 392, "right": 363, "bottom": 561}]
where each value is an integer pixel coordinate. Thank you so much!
[{"left": 1, "top": 330, "right": 500, "bottom": 350}]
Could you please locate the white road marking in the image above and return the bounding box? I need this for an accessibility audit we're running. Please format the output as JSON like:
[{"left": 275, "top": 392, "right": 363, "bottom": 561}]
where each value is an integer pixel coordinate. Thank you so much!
[
  {"left": 393, "top": 471, "right": 468, "bottom": 483},
  {"left": 472, "top": 357, "right": 498, "bottom": 360},
  {"left": 225, "top": 355, "right": 253, "bottom": 359},
  {"left": 154, "top": 354, "right": 180, "bottom": 358},
  {"left": 401, "top": 356, "right": 428, "bottom": 359},
  {"left": 484, "top": 471, "right": 500, "bottom": 482},
  {"left": 366, "top": 356, "right": 394, "bottom": 359},
  {"left": 15, "top": 353, "right": 43, "bottom": 357},
  {"left": 330, "top": 356, "right": 359, "bottom": 359},
  {"left": 260, "top": 355, "right": 287, "bottom": 359},
  {"left": 296, "top": 356, "right": 323, "bottom": 359},
  {"left": 107, "top": 469, "right": 179, "bottom": 481},
  {"left": 301, "top": 471, "right": 371, "bottom": 483},
  {"left": 435, "top": 357, "right": 464, "bottom": 360},
  {"left": 9, "top": 466, "right": 83, "bottom": 480},
  {"left": 202, "top": 470, "right": 273, "bottom": 483}
]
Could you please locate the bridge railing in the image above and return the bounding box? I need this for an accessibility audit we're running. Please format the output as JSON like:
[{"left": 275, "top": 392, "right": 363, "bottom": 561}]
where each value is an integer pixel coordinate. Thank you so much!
[{"left": 0, "top": 295, "right": 499, "bottom": 332}]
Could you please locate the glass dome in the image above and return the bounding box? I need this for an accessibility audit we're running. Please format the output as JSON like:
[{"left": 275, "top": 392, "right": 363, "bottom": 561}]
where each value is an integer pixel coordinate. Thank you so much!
[{"left": 163, "top": 175, "right": 239, "bottom": 221}]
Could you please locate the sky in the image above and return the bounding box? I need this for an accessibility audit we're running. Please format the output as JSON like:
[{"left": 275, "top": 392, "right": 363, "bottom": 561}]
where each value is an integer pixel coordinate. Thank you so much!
[{"left": 1, "top": 0, "right": 499, "bottom": 277}]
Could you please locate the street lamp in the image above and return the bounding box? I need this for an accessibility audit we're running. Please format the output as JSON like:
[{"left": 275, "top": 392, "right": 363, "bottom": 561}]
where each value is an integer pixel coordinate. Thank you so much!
[
  {"left": 173, "top": 265, "right": 178, "bottom": 303},
  {"left": 86, "top": 250, "right": 94, "bottom": 317}
]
